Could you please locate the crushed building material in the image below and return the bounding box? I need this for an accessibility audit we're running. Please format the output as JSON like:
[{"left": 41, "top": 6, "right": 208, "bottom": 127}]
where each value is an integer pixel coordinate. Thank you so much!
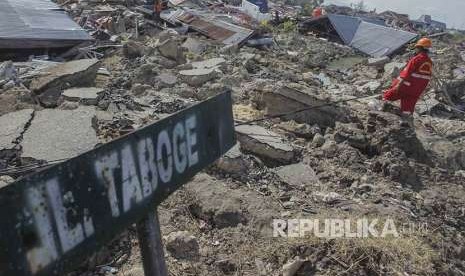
[{"left": 21, "top": 107, "right": 98, "bottom": 162}]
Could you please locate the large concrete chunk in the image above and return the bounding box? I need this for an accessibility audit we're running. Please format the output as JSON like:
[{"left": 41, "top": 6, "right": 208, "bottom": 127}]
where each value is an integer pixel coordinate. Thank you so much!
[
  {"left": 21, "top": 107, "right": 98, "bottom": 161},
  {"left": 262, "top": 85, "right": 349, "bottom": 127},
  {"left": 62, "top": 87, "right": 104, "bottom": 105},
  {"left": 236, "top": 125, "right": 295, "bottom": 164},
  {"left": 30, "top": 59, "right": 100, "bottom": 94},
  {"left": 0, "top": 109, "right": 34, "bottom": 151}
]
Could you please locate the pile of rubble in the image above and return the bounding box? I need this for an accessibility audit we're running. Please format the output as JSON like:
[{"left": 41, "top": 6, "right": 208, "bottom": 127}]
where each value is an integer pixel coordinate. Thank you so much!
[{"left": 1, "top": 0, "right": 465, "bottom": 275}]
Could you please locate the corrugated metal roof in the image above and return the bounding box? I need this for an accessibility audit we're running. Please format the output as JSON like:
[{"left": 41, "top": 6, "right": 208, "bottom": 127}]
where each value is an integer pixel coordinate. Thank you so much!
[
  {"left": 0, "top": 0, "right": 92, "bottom": 49},
  {"left": 350, "top": 21, "right": 418, "bottom": 57},
  {"left": 162, "top": 10, "right": 254, "bottom": 45}
]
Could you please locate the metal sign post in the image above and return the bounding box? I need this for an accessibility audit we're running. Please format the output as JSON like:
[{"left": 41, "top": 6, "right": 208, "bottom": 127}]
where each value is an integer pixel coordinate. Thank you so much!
[
  {"left": 137, "top": 211, "right": 168, "bottom": 276},
  {"left": 0, "top": 92, "right": 235, "bottom": 276}
]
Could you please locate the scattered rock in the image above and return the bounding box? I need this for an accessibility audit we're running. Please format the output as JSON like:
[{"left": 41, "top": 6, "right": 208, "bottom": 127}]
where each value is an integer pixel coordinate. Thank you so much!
[
  {"left": 157, "top": 73, "right": 178, "bottom": 88},
  {"left": 383, "top": 62, "right": 405, "bottom": 79},
  {"left": 165, "top": 231, "right": 199, "bottom": 260},
  {"left": 123, "top": 41, "right": 149, "bottom": 58},
  {"left": 312, "top": 133, "right": 325, "bottom": 147},
  {"left": 216, "top": 143, "right": 249, "bottom": 174},
  {"left": 283, "top": 258, "right": 306, "bottom": 276},
  {"left": 276, "top": 163, "right": 319, "bottom": 187}
]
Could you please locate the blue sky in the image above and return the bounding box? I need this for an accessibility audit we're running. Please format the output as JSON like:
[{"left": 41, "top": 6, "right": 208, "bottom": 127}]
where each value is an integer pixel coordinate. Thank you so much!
[{"left": 325, "top": 0, "right": 465, "bottom": 29}]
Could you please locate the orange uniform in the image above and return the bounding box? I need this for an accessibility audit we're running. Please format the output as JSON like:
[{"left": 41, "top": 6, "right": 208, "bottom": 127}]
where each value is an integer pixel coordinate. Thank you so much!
[{"left": 383, "top": 52, "right": 433, "bottom": 113}]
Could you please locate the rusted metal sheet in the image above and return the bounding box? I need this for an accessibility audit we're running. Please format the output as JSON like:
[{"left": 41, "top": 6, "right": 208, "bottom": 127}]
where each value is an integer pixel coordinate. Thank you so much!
[
  {"left": 0, "top": 92, "right": 235, "bottom": 276},
  {"left": 162, "top": 10, "right": 254, "bottom": 45}
]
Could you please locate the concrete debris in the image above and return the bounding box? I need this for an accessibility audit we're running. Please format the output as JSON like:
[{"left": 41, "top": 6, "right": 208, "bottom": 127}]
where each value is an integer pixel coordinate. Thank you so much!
[
  {"left": 384, "top": 62, "right": 406, "bottom": 79},
  {"left": 236, "top": 124, "right": 295, "bottom": 164},
  {"left": 21, "top": 107, "right": 98, "bottom": 162},
  {"left": 158, "top": 39, "right": 186, "bottom": 64},
  {"left": 282, "top": 258, "right": 306, "bottom": 276},
  {"left": 165, "top": 231, "right": 200, "bottom": 260},
  {"left": 0, "top": 175, "right": 14, "bottom": 189},
  {"left": 30, "top": 59, "right": 100, "bottom": 94},
  {"left": 181, "top": 37, "right": 207, "bottom": 54},
  {"left": 123, "top": 41, "right": 150, "bottom": 59},
  {"left": 62, "top": 87, "right": 104, "bottom": 105},
  {"left": 262, "top": 85, "right": 349, "bottom": 127},
  {"left": 157, "top": 73, "right": 178, "bottom": 88},
  {"left": 179, "top": 67, "right": 218, "bottom": 87},
  {"left": 191, "top": 58, "right": 226, "bottom": 70},
  {"left": 216, "top": 143, "right": 249, "bottom": 174},
  {"left": 276, "top": 163, "right": 319, "bottom": 187},
  {"left": 0, "top": 109, "right": 34, "bottom": 151},
  {"left": 368, "top": 56, "right": 391, "bottom": 67}
]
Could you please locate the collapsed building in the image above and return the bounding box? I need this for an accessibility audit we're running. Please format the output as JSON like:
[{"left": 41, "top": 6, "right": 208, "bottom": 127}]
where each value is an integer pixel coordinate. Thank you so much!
[{"left": 299, "top": 14, "right": 418, "bottom": 57}]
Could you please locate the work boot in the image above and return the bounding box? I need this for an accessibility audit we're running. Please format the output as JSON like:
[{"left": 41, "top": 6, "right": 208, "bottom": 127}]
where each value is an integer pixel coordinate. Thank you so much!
[{"left": 399, "top": 112, "right": 414, "bottom": 128}]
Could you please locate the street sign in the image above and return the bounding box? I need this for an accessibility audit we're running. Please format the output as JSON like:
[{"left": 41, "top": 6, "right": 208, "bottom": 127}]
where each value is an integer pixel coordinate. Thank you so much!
[{"left": 0, "top": 92, "right": 235, "bottom": 276}]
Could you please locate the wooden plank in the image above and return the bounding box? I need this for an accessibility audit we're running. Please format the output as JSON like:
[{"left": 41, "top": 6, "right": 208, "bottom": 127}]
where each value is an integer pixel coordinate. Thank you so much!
[{"left": 0, "top": 92, "right": 235, "bottom": 276}]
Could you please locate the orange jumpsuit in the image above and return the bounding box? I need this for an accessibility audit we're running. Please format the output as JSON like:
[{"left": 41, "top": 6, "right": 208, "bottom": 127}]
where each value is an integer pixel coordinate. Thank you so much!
[{"left": 383, "top": 52, "right": 433, "bottom": 113}]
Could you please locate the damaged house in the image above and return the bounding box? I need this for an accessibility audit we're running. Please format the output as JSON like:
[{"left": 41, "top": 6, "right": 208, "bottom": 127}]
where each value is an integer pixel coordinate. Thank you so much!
[
  {"left": 0, "top": 0, "right": 92, "bottom": 53},
  {"left": 299, "top": 14, "right": 418, "bottom": 57}
]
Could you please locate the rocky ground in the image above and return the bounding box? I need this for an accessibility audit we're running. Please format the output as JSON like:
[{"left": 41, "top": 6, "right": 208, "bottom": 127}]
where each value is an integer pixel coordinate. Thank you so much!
[{"left": 1, "top": 1, "right": 465, "bottom": 275}]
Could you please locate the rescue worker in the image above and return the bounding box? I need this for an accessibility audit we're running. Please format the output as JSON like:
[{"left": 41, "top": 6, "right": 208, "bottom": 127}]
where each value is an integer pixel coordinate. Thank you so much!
[
  {"left": 312, "top": 7, "right": 324, "bottom": 18},
  {"left": 382, "top": 37, "right": 433, "bottom": 126}
]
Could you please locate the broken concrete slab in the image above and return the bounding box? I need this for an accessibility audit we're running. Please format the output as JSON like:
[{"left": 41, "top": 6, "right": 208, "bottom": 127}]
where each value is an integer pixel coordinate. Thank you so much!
[
  {"left": 262, "top": 85, "right": 349, "bottom": 127},
  {"left": 30, "top": 59, "right": 100, "bottom": 94},
  {"left": 236, "top": 124, "right": 295, "bottom": 164},
  {"left": 276, "top": 163, "right": 319, "bottom": 188},
  {"left": 191, "top": 58, "right": 226, "bottom": 70},
  {"left": 21, "top": 107, "right": 98, "bottom": 162},
  {"left": 179, "top": 68, "right": 218, "bottom": 87},
  {"left": 0, "top": 109, "right": 34, "bottom": 151},
  {"left": 62, "top": 87, "right": 104, "bottom": 105}
]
